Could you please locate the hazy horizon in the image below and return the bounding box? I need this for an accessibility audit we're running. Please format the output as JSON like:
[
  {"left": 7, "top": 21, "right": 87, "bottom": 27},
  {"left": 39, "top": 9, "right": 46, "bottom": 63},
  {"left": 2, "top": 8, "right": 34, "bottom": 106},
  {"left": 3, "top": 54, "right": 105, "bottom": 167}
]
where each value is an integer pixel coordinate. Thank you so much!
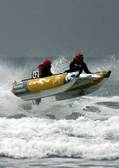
[{"left": 0, "top": 0, "right": 119, "bottom": 59}]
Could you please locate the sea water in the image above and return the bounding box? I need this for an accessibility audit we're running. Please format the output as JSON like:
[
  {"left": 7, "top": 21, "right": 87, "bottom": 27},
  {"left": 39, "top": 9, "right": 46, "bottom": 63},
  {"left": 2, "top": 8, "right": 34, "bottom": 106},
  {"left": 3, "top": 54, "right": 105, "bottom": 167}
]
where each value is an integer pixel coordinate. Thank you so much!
[{"left": 0, "top": 55, "right": 119, "bottom": 168}]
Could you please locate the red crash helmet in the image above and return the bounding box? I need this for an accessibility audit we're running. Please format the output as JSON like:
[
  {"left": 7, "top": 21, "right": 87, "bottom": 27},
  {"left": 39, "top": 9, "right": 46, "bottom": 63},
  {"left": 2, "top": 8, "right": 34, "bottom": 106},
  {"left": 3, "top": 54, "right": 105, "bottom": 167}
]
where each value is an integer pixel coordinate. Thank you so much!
[
  {"left": 75, "top": 52, "right": 84, "bottom": 61},
  {"left": 43, "top": 59, "right": 52, "bottom": 66}
]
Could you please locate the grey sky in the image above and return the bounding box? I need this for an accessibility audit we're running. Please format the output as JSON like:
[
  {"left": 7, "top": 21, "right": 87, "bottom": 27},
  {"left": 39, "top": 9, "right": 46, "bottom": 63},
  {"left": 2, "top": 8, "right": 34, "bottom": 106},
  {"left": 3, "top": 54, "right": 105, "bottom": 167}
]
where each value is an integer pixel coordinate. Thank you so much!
[{"left": 0, "top": 0, "right": 119, "bottom": 58}]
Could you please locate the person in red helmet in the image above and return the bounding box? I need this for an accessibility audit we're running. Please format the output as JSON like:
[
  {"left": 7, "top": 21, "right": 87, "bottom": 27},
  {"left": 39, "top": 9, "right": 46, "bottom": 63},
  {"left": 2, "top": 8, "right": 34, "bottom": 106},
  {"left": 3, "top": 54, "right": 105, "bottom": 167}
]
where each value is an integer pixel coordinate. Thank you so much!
[
  {"left": 38, "top": 58, "right": 53, "bottom": 78},
  {"left": 67, "top": 52, "right": 92, "bottom": 74}
]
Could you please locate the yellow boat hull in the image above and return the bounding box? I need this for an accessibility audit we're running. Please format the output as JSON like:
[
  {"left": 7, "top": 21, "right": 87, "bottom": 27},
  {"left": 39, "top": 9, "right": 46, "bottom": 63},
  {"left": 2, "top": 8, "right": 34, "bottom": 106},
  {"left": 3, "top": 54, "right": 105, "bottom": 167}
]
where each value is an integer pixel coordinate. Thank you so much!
[{"left": 12, "top": 70, "right": 111, "bottom": 101}]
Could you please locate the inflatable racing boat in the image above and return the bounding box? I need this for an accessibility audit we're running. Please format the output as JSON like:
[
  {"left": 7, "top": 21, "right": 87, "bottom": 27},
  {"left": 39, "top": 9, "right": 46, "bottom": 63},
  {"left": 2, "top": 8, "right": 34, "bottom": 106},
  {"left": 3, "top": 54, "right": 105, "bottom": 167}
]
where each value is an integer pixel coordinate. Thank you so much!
[{"left": 12, "top": 70, "right": 111, "bottom": 101}]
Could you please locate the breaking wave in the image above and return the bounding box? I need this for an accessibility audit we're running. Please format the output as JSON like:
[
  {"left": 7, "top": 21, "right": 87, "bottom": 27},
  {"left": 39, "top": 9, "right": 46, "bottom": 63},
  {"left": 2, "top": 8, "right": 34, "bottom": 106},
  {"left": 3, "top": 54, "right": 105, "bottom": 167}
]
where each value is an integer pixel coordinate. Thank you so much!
[
  {"left": 0, "top": 55, "right": 118, "bottom": 159},
  {"left": 0, "top": 116, "right": 119, "bottom": 160}
]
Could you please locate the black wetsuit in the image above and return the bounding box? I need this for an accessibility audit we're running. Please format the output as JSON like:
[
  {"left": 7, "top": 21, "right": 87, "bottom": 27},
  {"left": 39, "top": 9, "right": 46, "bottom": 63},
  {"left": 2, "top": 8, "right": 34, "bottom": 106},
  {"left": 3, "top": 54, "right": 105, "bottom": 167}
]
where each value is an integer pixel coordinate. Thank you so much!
[
  {"left": 38, "top": 64, "right": 52, "bottom": 78},
  {"left": 68, "top": 59, "right": 91, "bottom": 74},
  {"left": 40, "top": 67, "right": 52, "bottom": 78}
]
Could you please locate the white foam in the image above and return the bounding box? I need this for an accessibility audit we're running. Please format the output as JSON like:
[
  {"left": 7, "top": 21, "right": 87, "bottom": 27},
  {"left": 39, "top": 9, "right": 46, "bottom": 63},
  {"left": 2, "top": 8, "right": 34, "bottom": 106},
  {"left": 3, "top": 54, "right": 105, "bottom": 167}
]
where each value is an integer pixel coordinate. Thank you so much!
[
  {"left": 51, "top": 56, "right": 69, "bottom": 74},
  {"left": 0, "top": 56, "right": 119, "bottom": 160},
  {"left": 0, "top": 116, "right": 119, "bottom": 159}
]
